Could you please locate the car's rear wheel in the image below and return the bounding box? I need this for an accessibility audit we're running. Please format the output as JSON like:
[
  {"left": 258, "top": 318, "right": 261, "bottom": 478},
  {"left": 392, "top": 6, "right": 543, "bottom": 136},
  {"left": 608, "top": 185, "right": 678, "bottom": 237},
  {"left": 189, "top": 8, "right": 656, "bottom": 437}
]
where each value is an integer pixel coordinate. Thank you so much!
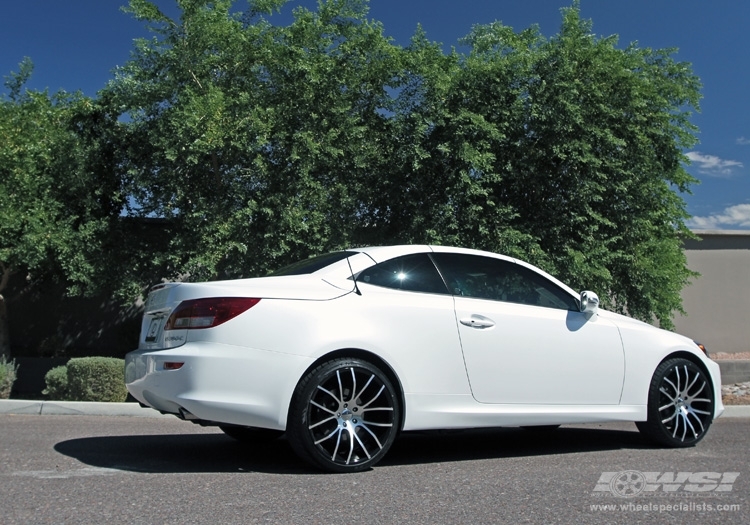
[
  {"left": 636, "top": 357, "right": 714, "bottom": 447},
  {"left": 219, "top": 425, "right": 283, "bottom": 443},
  {"left": 287, "top": 358, "right": 400, "bottom": 473}
]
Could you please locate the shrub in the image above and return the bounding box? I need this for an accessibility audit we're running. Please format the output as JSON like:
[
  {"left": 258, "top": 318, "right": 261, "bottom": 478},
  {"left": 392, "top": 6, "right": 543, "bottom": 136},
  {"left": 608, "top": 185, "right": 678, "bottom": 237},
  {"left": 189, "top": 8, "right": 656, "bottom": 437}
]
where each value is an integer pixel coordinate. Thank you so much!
[
  {"left": 44, "top": 357, "right": 128, "bottom": 402},
  {"left": 66, "top": 357, "right": 128, "bottom": 402},
  {"left": 0, "top": 356, "right": 19, "bottom": 399},
  {"left": 43, "top": 365, "right": 70, "bottom": 400}
]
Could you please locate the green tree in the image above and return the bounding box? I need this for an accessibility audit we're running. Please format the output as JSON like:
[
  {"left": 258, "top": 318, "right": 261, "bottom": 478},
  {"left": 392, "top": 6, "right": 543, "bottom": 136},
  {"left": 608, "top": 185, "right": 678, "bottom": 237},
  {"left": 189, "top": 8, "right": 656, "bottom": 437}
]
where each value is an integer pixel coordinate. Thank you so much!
[
  {"left": 107, "top": 0, "right": 700, "bottom": 328},
  {"left": 403, "top": 3, "right": 699, "bottom": 327},
  {"left": 105, "top": 0, "right": 406, "bottom": 285},
  {"left": 0, "top": 59, "right": 122, "bottom": 357}
]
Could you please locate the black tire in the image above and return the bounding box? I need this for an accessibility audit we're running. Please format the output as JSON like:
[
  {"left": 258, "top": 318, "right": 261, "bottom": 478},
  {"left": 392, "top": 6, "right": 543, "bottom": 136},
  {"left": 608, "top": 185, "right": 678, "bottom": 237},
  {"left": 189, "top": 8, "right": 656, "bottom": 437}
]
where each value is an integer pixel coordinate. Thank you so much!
[
  {"left": 219, "top": 425, "right": 283, "bottom": 443},
  {"left": 287, "top": 358, "right": 401, "bottom": 473},
  {"left": 636, "top": 358, "right": 714, "bottom": 447}
]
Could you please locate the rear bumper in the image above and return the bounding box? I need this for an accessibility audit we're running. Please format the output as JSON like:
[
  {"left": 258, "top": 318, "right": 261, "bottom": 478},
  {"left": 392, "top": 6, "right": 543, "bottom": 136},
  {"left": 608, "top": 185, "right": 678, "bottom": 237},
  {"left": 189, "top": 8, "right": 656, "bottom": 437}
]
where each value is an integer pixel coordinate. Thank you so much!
[{"left": 125, "top": 343, "right": 313, "bottom": 430}]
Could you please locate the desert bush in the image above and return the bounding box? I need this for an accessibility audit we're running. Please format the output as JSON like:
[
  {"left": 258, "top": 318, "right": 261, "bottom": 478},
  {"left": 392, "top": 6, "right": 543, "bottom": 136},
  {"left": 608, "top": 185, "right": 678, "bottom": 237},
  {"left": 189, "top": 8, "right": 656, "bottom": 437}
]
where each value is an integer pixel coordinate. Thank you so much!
[
  {"left": 66, "top": 357, "right": 127, "bottom": 402},
  {"left": 44, "top": 357, "right": 127, "bottom": 402},
  {"left": 43, "top": 365, "right": 70, "bottom": 400},
  {"left": 0, "top": 356, "right": 19, "bottom": 399}
]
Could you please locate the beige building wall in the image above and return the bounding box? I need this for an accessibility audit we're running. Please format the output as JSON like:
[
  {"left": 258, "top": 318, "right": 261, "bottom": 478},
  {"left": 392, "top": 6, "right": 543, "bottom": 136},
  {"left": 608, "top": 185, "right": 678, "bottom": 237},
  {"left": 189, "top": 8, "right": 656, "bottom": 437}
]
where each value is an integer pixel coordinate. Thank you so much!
[{"left": 673, "top": 230, "right": 750, "bottom": 355}]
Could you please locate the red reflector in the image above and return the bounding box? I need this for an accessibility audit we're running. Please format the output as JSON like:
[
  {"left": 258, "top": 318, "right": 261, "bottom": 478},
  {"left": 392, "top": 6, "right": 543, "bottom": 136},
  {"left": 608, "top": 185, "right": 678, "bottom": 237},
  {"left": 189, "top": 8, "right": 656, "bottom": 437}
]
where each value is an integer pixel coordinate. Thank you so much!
[
  {"left": 164, "top": 362, "right": 184, "bottom": 370},
  {"left": 165, "top": 297, "right": 260, "bottom": 330}
]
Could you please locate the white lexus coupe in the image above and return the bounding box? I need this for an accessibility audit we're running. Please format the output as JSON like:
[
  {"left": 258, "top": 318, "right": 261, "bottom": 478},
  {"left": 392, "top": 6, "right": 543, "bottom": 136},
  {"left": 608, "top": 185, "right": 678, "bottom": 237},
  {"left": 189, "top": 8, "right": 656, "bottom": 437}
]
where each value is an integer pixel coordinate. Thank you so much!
[{"left": 125, "top": 245, "right": 723, "bottom": 472}]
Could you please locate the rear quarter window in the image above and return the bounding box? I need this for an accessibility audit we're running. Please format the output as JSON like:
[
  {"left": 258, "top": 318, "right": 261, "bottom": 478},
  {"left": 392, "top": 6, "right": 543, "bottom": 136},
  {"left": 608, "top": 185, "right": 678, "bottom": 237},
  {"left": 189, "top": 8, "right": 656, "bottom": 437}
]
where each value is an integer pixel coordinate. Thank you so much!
[{"left": 358, "top": 253, "right": 448, "bottom": 294}]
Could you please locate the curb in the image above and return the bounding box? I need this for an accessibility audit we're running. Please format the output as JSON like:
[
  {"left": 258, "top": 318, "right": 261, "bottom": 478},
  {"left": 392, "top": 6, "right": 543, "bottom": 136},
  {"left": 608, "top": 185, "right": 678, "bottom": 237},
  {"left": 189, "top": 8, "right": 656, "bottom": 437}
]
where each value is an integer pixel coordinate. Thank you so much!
[
  {"left": 721, "top": 405, "right": 750, "bottom": 418},
  {"left": 1, "top": 399, "right": 749, "bottom": 419},
  {"left": 0, "top": 400, "right": 172, "bottom": 418}
]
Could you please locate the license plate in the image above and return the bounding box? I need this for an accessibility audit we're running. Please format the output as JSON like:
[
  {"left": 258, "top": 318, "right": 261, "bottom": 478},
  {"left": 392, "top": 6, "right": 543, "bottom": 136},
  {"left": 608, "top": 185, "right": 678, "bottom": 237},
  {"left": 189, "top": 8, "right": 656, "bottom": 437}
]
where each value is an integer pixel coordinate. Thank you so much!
[{"left": 145, "top": 318, "right": 162, "bottom": 343}]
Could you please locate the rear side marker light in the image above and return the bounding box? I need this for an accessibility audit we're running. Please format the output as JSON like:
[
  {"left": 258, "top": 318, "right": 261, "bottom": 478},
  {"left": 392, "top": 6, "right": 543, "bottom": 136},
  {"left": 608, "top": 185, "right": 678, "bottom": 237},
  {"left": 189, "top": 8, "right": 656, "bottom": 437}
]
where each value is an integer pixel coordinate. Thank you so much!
[
  {"left": 164, "top": 362, "right": 184, "bottom": 370},
  {"left": 165, "top": 297, "right": 261, "bottom": 330}
]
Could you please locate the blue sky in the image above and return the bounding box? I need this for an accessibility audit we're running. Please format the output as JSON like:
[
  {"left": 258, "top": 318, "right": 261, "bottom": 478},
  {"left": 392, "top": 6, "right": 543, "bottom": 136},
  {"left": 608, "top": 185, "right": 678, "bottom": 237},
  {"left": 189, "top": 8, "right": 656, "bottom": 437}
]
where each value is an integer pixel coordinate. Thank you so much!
[{"left": 2, "top": 0, "right": 748, "bottom": 230}]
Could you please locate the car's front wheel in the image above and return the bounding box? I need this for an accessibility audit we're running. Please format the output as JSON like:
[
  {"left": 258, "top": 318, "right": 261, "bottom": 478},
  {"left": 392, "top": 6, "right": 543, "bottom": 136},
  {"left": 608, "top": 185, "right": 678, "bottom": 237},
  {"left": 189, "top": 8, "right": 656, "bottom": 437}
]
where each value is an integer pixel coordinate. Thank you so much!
[
  {"left": 636, "top": 357, "right": 715, "bottom": 447},
  {"left": 287, "top": 358, "right": 400, "bottom": 473}
]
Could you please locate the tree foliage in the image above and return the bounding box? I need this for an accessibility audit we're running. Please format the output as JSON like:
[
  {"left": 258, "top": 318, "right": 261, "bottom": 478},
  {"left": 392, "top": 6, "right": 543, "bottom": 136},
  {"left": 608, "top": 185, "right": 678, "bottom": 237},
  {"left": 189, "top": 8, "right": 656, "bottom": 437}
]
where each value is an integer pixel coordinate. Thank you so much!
[
  {"left": 3, "top": 0, "right": 702, "bottom": 331},
  {"left": 0, "top": 60, "right": 122, "bottom": 355}
]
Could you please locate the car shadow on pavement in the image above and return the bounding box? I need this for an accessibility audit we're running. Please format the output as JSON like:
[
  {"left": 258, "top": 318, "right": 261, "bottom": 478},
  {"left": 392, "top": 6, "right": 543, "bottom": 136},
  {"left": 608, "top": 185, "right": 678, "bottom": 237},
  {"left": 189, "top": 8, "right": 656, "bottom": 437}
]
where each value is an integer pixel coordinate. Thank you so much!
[
  {"left": 54, "top": 423, "right": 650, "bottom": 475},
  {"left": 382, "top": 423, "right": 649, "bottom": 467}
]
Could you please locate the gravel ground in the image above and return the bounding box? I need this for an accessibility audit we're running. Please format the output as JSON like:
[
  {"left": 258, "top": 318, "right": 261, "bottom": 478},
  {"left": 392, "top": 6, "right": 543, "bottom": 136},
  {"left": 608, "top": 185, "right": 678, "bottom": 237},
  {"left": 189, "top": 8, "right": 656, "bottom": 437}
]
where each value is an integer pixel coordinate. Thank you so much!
[
  {"left": 712, "top": 352, "right": 750, "bottom": 405},
  {"left": 713, "top": 352, "right": 750, "bottom": 360},
  {"left": 723, "top": 382, "right": 750, "bottom": 405}
]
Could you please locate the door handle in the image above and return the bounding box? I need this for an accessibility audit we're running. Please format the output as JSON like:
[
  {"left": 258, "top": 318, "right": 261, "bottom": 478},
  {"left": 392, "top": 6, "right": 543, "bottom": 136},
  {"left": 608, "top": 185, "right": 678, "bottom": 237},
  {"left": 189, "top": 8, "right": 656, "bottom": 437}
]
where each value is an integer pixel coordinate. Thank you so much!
[{"left": 460, "top": 314, "right": 495, "bottom": 329}]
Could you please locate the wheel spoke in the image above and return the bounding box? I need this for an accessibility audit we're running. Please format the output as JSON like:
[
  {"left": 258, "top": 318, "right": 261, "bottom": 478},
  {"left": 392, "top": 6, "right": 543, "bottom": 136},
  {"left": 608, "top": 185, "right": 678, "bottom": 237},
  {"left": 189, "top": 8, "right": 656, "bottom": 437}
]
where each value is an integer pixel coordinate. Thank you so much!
[
  {"left": 687, "top": 410, "right": 705, "bottom": 434},
  {"left": 360, "top": 384, "right": 386, "bottom": 409},
  {"left": 662, "top": 378, "right": 678, "bottom": 397},
  {"left": 309, "top": 414, "right": 336, "bottom": 429},
  {"left": 348, "top": 367, "right": 357, "bottom": 402},
  {"left": 691, "top": 380, "right": 707, "bottom": 397},
  {"left": 331, "top": 428, "right": 343, "bottom": 460},
  {"left": 346, "top": 428, "right": 355, "bottom": 464},
  {"left": 310, "top": 399, "right": 336, "bottom": 415},
  {"left": 352, "top": 373, "right": 375, "bottom": 405},
  {"left": 336, "top": 370, "right": 345, "bottom": 403},
  {"left": 357, "top": 423, "right": 383, "bottom": 451},
  {"left": 683, "top": 414, "right": 698, "bottom": 438},
  {"left": 352, "top": 429, "right": 373, "bottom": 460},
  {"left": 685, "top": 370, "right": 700, "bottom": 393},
  {"left": 316, "top": 385, "right": 341, "bottom": 404},
  {"left": 314, "top": 426, "right": 340, "bottom": 445},
  {"left": 658, "top": 401, "right": 676, "bottom": 412},
  {"left": 674, "top": 366, "right": 683, "bottom": 395},
  {"left": 661, "top": 409, "right": 678, "bottom": 424}
]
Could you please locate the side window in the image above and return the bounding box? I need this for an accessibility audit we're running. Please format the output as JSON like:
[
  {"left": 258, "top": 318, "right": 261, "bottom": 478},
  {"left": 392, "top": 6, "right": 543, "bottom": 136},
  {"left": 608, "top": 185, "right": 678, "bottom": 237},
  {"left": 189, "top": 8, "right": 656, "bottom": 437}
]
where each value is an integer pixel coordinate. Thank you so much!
[
  {"left": 431, "top": 253, "right": 578, "bottom": 310},
  {"left": 358, "top": 253, "right": 449, "bottom": 294}
]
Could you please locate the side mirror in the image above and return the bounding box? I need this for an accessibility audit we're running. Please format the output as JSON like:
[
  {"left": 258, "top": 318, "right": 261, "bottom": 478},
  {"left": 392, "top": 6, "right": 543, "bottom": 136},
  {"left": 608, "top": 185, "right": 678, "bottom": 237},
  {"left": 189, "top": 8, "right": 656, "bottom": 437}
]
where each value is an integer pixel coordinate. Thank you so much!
[{"left": 580, "top": 291, "right": 599, "bottom": 315}]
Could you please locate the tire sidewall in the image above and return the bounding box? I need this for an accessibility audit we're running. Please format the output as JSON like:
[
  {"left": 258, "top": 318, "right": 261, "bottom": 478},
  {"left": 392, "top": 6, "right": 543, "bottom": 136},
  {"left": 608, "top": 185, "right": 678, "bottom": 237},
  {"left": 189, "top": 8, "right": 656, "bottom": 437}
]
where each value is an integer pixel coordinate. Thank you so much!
[
  {"left": 287, "top": 357, "right": 401, "bottom": 473},
  {"left": 645, "top": 357, "right": 714, "bottom": 447}
]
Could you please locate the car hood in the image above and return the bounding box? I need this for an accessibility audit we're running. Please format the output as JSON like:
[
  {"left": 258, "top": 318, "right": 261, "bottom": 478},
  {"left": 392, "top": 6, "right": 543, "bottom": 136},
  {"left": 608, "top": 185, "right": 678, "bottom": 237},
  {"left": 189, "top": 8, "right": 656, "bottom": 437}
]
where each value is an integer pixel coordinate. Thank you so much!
[{"left": 597, "top": 309, "right": 696, "bottom": 347}]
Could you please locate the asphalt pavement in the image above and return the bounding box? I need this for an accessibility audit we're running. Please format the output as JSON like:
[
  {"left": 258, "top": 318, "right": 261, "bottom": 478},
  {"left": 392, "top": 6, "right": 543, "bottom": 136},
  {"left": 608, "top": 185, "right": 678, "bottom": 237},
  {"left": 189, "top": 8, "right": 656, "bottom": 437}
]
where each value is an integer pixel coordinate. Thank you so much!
[{"left": 2, "top": 413, "right": 748, "bottom": 524}]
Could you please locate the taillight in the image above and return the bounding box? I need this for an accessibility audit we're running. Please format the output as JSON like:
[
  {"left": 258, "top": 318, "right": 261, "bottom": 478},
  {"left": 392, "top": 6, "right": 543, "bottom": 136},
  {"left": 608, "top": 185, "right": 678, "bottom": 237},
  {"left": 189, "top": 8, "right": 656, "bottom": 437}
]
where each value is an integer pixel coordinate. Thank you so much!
[{"left": 164, "top": 297, "right": 260, "bottom": 330}]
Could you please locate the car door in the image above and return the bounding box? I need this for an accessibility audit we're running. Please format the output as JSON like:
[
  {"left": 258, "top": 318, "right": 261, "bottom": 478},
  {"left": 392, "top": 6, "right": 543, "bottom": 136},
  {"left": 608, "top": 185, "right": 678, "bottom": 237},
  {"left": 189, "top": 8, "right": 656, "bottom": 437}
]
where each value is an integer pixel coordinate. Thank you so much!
[
  {"left": 355, "top": 252, "right": 470, "bottom": 395},
  {"left": 431, "top": 252, "right": 625, "bottom": 405}
]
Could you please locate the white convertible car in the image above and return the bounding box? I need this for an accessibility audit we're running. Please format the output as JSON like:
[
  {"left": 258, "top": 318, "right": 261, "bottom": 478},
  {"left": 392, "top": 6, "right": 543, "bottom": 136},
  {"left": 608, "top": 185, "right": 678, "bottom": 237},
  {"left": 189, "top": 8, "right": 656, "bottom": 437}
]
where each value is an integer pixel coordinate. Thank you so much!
[{"left": 125, "top": 245, "right": 723, "bottom": 472}]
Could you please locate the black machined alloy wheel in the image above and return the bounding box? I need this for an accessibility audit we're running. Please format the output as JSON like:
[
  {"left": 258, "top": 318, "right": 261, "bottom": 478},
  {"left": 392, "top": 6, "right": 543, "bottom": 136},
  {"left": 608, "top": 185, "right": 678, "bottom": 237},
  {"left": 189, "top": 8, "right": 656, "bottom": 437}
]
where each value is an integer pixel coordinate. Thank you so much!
[
  {"left": 637, "top": 358, "right": 715, "bottom": 447},
  {"left": 288, "top": 358, "right": 401, "bottom": 473}
]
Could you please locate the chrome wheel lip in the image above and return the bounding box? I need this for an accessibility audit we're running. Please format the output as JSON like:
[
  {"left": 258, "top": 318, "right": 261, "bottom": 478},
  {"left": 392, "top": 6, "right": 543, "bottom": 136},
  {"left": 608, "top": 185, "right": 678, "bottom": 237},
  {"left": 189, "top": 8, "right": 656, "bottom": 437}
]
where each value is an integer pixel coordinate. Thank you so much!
[
  {"left": 657, "top": 364, "right": 713, "bottom": 443},
  {"left": 306, "top": 365, "right": 396, "bottom": 467}
]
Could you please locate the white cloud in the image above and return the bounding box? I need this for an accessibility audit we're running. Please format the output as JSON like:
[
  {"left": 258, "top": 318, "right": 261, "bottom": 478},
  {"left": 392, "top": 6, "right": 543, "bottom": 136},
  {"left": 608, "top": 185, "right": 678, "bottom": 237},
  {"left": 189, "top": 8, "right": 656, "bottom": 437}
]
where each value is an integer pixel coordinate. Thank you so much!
[
  {"left": 737, "top": 137, "right": 750, "bottom": 146},
  {"left": 685, "top": 151, "right": 743, "bottom": 178},
  {"left": 688, "top": 204, "right": 750, "bottom": 229}
]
